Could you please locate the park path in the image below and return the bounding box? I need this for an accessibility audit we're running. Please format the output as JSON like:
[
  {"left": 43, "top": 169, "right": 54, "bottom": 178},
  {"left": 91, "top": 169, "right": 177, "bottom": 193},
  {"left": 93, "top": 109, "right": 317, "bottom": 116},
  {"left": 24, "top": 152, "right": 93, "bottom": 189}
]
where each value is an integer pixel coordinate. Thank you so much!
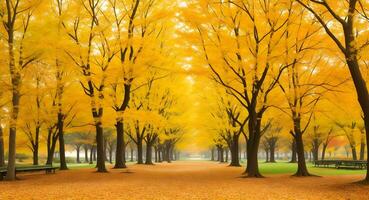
[{"left": 0, "top": 161, "right": 369, "bottom": 199}]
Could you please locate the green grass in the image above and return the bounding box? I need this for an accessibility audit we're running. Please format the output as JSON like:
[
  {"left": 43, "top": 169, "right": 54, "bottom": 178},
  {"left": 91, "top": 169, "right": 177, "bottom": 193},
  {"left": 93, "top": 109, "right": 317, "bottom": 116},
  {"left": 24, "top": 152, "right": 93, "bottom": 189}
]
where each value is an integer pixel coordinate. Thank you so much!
[{"left": 251, "top": 161, "right": 367, "bottom": 176}]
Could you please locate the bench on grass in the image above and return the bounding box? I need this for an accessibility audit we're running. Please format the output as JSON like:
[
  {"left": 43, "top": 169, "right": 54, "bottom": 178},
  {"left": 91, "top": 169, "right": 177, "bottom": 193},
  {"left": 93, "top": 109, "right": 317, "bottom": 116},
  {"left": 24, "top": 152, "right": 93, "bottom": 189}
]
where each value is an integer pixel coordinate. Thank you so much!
[
  {"left": 0, "top": 165, "right": 58, "bottom": 180},
  {"left": 313, "top": 160, "right": 367, "bottom": 169}
]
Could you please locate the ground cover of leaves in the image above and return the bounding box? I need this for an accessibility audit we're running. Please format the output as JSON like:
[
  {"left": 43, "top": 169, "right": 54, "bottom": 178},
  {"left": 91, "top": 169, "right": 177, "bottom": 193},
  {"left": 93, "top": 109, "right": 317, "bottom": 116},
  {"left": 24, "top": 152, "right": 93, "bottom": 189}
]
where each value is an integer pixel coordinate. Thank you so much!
[{"left": 1, "top": 161, "right": 368, "bottom": 200}]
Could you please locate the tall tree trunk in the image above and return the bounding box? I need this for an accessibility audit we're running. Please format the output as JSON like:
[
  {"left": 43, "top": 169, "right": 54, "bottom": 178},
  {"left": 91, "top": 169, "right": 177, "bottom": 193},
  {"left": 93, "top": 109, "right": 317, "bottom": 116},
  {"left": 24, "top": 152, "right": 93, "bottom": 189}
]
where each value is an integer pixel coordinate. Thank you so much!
[
  {"left": 219, "top": 148, "right": 224, "bottom": 163},
  {"left": 95, "top": 124, "right": 107, "bottom": 172},
  {"left": 225, "top": 149, "right": 229, "bottom": 162},
  {"left": 137, "top": 140, "right": 143, "bottom": 164},
  {"left": 84, "top": 145, "right": 89, "bottom": 163},
  {"left": 360, "top": 135, "right": 365, "bottom": 161},
  {"left": 244, "top": 121, "right": 262, "bottom": 177},
  {"left": 145, "top": 142, "right": 153, "bottom": 165},
  {"left": 130, "top": 148, "right": 134, "bottom": 162},
  {"left": 312, "top": 140, "right": 319, "bottom": 162},
  {"left": 0, "top": 126, "right": 4, "bottom": 167},
  {"left": 154, "top": 146, "right": 158, "bottom": 162},
  {"left": 321, "top": 144, "right": 328, "bottom": 160},
  {"left": 32, "top": 127, "right": 40, "bottom": 165},
  {"left": 89, "top": 146, "right": 93, "bottom": 164},
  {"left": 265, "top": 149, "right": 269, "bottom": 162},
  {"left": 109, "top": 147, "right": 113, "bottom": 164},
  {"left": 46, "top": 128, "right": 58, "bottom": 165},
  {"left": 58, "top": 113, "right": 68, "bottom": 170},
  {"left": 270, "top": 145, "right": 276, "bottom": 163},
  {"left": 351, "top": 146, "right": 358, "bottom": 160},
  {"left": 290, "top": 139, "right": 297, "bottom": 163},
  {"left": 114, "top": 121, "right": 126, "bottom": 168},
  {"left": 294, "top": 132, "right": 310, "bottom": 176},
  {"left": 211, "top": 148, "right": 215, "bottom": 161},
  {"left": 5, "top": 15, "right": 21, "bottom": 180},
  {"left": 76, "top": 146, "right": 80, "bottom": 163},
  {"left": 93, "top": 147, "right": 96, "bottom": 161},
  {"left": 229, "top": 135, "right": 241, "bottom": 166}
]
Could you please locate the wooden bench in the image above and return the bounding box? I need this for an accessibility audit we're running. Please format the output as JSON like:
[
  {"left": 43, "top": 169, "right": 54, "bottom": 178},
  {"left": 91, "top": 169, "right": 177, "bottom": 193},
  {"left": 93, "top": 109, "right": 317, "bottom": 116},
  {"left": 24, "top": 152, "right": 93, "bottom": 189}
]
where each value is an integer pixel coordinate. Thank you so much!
[
  {"left": 0, "top": 165, "right": 58, "bottom": 180},
  {"left": 314, "top": 160, "right": 367, "bottom": 169}
]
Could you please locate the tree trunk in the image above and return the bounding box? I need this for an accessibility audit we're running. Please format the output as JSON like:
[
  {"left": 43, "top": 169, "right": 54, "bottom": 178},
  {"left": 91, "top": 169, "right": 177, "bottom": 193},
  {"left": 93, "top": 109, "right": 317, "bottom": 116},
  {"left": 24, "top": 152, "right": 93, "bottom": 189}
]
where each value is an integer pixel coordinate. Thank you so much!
[
  {"left": 321, "top": 144, "right": 327, "bottom": 160},
  {"left": 225, "top": 149, "right": 229, "bottom": 162},
  {"left": 130, "top": 148, "right": 134, "bottom": 162},
  {"left": 290, "top": 139, "right": 297, "bottom": 163},
  {"left": 312, "top": 140, "right": 319, "bottom": 162},
  {"left": 360, "top": 136, "right": 365, "bottom": 161},
  {"left": 46, "top": 128, "right": 58, "bottom": 165},
  {"left": 154, "top": 147, "right": 158, "bottom": 162},
  {"left": 89, "top": 146, "right": 94, "bottom": 164},
  {"left": 211, "top": 148, "right": 215, "bottom": 161},
  {"left": 58, "top": 113, "right": 68, "bottom": 170},
  {"left": 229, "top": 135, "right": 241, "bottom": 166},
  {"left": 95, "top": 124, "right": 107, "bottom": 172},
  {"left": 84, "top": 145, "right": 89, "bottom": 163},
  {"left": 76, "top": 146, "right": 81, "bottom": 163},
  {"left": 294, "top": 132, "right": 310, "bottom": 176},
  {"left": 244, "top": 113, "right": 263, "bottom": 178},
  {"left": 0, "top": 126, "right": 4, "bottom": 167},
  {"left": 114, "top": 121, "right": 126, "bottom": 168},
  {"left": 270, "top": 145, "right": 276, "bottom": 163},
  {"left": 137, "top": 140, "right": 143, "bottom": 164},
  {"left": 6, "top": 21, "right": 21, "bottom": 181},
  {"left": 265, "top": 149, "right": 269, "bottom": 162},
  {"left": 145, "top": 143, "right": 153, "bottom": 165},
  {"left": 109, "top": 147, "right": 113, "bottom": 164},
  {"left": 219, "top": 148, "right": 224, "bottom": 163},
  {"left": 32, "top": 126, "right": 40, "bottom": 166},
  {"left": 351, "top": 146, "right": 358, "bottom": 160}
]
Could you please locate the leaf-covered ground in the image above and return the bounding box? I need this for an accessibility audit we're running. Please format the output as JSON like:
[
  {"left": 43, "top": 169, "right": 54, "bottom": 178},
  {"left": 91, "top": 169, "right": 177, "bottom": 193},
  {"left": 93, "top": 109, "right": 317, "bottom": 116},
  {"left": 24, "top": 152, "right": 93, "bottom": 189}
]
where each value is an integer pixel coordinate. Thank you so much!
[{"left": 1, "top": 161, "right": 369, "bottom": 200}]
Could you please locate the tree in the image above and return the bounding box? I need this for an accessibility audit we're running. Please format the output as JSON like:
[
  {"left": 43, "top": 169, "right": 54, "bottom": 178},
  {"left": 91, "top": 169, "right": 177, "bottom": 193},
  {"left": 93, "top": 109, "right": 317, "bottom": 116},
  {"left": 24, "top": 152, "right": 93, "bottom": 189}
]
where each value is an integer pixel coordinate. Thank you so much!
[
  {"left": 296, "top": 0, "right": 369, "bottom": 182},
  {"left": 184, "top": 0, "right": 289, "bottom": 177},
  {"left": 63, "top": 0, "right": 117, "bottom": 172},
  {"left": 2, "top": 0, "right": 39, "bottom": 180}
]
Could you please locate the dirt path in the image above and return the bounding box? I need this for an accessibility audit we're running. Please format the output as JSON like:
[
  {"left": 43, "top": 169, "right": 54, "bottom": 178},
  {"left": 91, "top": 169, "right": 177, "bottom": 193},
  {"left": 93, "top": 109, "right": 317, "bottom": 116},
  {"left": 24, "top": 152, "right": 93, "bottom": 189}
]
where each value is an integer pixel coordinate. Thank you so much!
[{"left": 1, "top": 161, "right": 368, "bottom": 199}]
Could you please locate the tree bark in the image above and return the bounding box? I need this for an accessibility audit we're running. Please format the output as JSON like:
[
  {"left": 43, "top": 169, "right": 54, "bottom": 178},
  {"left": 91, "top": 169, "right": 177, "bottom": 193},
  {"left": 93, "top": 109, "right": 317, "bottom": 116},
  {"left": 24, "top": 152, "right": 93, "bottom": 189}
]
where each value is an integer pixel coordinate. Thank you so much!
[
  {"left": 95, "top": 124, "right": 107, "bottom": 172},
  {"left": 211, "top": 148, "right": 215, "bottom": 161},
  {"left": 58, "top": 113, "right": 68, "bottom": 170},
  {"left": 360, "top": 135, "right": 365, "bottom": 161},
  {"left": 76, "top": 145, "right": 81, "bottom": 163},
  {"left": 145, "top": 143, "right": 153, "bottom": 165},
  {"left": 312, "top": 140, "right": 319, "bottom": 162},
  {"left": 137, "top": 140, "right": 143, "bottom": 164},
  {"left": 351, "top": 146, "right": 358, "bottom": 160},
  {"left": 265, "top": 149, "right": 269, "bottom": 162},
  {"left": 89, "top": 145, "right": 94, "bottom": 164},
  {"left": 290, "top": 139, "right": 297, "bottom": 163},
  {"left": 270, "top": 146, "right": 276, "bottom": 163},
  {"left": 225, "top": 149, "right": 229, "bottom": 162},
  {"left": 321, "top": 144, "right": 328, "bottom": 160},
  {"left": 32, "top": 126, "right": 40, "bottom": 166},
  {"left": 5, "top": 7, "right": 21, "bottom": 180},
  {"left": 154, "top": 146, "right": 158, "bottom": 162},
  {"left": 294, "top": 132, "right": 310, "bottom": 176},
  {"left": 219, "top": 147, "right": 224, "bottom": 163},
  {"left": 84, "top": 145, "right": 89, "bottom": 163},
  {"left": 46, "top": 128, "right": 58, "bottom": 165},
  {"left": 244, "top": 114, "right": 263, "bottom": 177},
  {"left": 130, "top": 148, "right": 134, "bottom": 162},
  {"left": 229, "top": 135, "right": 241, "bottom": 166},
  {"left": 114, "top": 121, "right": 126, "bottom": 168}
]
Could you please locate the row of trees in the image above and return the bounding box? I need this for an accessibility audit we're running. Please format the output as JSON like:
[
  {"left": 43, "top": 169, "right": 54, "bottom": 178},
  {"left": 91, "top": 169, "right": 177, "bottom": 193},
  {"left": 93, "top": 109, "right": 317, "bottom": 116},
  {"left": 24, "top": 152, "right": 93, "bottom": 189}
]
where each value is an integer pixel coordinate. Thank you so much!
[
  {"left": 181, "top": 0, "right": 369, "bottom": 182},
  {"left": 0, "top": 0, "right": 184, "bottom": 181}
]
